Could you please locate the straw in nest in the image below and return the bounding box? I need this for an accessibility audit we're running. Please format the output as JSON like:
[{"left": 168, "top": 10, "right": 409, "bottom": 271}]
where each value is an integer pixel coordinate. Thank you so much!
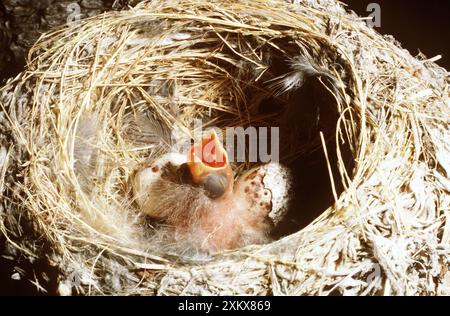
[{"left": 0, "top": 0, "right": 449, "bottom": 295}]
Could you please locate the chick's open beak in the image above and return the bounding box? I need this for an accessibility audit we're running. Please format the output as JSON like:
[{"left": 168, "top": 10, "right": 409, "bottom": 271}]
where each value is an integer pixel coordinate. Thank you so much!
[{"left": 187, "top": 130, "right": 233, "bottom": 198}]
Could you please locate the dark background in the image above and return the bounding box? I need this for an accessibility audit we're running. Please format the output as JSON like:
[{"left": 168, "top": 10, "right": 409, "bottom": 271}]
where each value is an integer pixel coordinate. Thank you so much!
[{"left": 341, "top": 0, "right": 450, "bottom": 70}]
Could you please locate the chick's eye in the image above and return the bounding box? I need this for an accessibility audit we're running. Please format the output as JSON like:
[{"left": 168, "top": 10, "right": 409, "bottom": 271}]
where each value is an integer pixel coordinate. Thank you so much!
[{"left": 201, "top": 173, "right": 229, "bottom": 199}]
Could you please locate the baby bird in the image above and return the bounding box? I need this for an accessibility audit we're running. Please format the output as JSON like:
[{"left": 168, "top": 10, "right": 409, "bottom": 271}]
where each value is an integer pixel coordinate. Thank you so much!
[{"left": 132, "top": 130, "right": 292, "bottom": 253}]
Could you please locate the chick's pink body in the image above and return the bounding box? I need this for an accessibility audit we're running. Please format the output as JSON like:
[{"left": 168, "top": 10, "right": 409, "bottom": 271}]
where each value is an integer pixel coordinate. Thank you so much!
[
  {"left": 132, "top": 130, "right": 290, "bottom": 253},
  {"left": 172, "top": 190, "right": 270, "bottom": 252}
]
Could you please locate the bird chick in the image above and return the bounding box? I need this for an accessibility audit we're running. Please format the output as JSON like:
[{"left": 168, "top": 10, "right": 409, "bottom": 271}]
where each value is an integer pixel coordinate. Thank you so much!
[{"left": 132, "top": 130, "right": 292, "bottom": 254}]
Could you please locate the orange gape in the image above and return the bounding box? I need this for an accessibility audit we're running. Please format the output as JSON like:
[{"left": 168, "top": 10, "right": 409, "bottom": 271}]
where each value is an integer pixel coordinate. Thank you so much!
[
  {"left": 190, "top": 132, "right": 227, "bottom": 168},
  {"left": 183, "top": 130, "right": 239, "bottom": 250},
  {"left": 187, "top": 130, "right": 234, "bottom": 196}
]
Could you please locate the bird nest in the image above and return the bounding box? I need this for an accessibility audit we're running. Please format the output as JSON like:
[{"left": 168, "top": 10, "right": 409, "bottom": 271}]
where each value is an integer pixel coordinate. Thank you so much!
[{"left": 0, "top": 0, "right": 449, "bottom": 295}]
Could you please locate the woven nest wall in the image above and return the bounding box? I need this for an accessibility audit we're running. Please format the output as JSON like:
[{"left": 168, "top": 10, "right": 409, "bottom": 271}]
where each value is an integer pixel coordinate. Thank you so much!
[{"left": 0, "top": 0, "right": 449, "bottom": 295}]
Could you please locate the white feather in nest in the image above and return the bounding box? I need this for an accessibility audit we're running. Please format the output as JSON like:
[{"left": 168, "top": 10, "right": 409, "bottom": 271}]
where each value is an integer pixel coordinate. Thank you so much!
[
  {"left": 125, "top": 112, "right": 173, "bottom": 149},
  {"left": 74, "top": 114, "right": 102, "bottom": 193},
  {"left": 267, "top": 56, "right": 342, "bottom": 96},
  {"left": 74, "top": 108, "right": 173, "bottom": 181},
  {"left": 70, "top": 108, "right": 177, "bottom": 243},
  {"left": 264, "top": 56, "right": 346, "bottom": 161}
]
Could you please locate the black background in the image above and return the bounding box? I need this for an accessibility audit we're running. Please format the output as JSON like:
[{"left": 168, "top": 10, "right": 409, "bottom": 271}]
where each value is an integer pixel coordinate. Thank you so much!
[{"left": 341, "top": 0, "right": 450, "bottom": 70}]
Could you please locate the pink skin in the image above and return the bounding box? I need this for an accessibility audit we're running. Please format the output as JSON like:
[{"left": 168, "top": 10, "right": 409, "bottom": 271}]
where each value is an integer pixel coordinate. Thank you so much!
[{"left": 171, "top": 131, "right": 271, "bottom": 252}]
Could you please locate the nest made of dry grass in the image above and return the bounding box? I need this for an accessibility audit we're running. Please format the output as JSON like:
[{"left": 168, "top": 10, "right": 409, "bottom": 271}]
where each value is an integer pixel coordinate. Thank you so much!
[{"left": 0, "top": 0, "right": 449, "bottom": 295}]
